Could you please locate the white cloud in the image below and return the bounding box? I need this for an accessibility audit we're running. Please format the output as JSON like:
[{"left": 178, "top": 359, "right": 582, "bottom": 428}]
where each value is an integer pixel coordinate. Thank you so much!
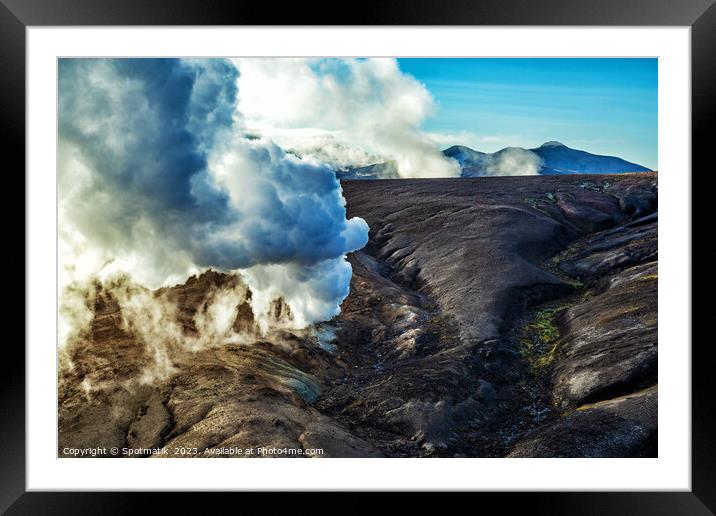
[
  {"left": 58, "top": 58, "right": 369, "bottom": 352},
  {"left": 234, "top": 58, "right": 460, "bottom": 178}
]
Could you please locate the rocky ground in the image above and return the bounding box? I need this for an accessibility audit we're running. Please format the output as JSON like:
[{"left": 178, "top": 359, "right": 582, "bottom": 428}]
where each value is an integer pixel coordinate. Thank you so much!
[{"left": 58, "top": 172, "right": 657, "bottom": 458}]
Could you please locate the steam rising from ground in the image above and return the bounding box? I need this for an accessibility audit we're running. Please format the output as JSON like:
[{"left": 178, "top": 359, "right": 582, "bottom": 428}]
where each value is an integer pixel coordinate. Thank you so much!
[
  {"left": 58, "top": 58, "right": 371, "bottom": 364},
  {"left": 481, "top": 148, "right": 543, "bottom": 176},
  {"left": 58, "top": 272, "right": 260, "bottom": 386},
  {"left": 235, "top": 58, "right": 460, "bottom": 178}
]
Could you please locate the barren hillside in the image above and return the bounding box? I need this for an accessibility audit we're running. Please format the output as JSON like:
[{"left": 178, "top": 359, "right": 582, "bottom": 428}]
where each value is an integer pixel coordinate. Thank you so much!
[{"left": 59, "top": 172, "right": 657, "bottom": 457}]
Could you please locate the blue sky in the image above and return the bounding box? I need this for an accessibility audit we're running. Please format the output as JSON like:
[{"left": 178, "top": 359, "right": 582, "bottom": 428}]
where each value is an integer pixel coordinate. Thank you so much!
[{"left": 397, "top": 58, "right": 658, "bottom": 170}]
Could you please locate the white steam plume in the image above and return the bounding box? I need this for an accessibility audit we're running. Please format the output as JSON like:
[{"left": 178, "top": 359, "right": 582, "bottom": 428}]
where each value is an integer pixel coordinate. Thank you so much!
[
  {"left": 58, "top": 58, "right": 369, "bottom": 351},
  {"left": 453, "top": 147, "right": 544, "bottom": 177},
  {"left": 483, "top": 148, "right": 543, "bottom": 176},
  {"left": 234, "top": 58, "right": 460, "bottom": 178}
]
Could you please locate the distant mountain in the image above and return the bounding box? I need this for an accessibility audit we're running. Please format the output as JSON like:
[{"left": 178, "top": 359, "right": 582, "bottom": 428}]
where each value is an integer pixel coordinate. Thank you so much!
[
  {"left": 442, "top": 145, "right": 487, "bottom": 167},
  {"left": 531, "top": 141, "right": 652, "bottom": 175},
  {"left": 444, "top": 141, "right": 652, "bottom": 177},
  {"left": 337, "top": 141, "right": 651, "bottom": 180}
]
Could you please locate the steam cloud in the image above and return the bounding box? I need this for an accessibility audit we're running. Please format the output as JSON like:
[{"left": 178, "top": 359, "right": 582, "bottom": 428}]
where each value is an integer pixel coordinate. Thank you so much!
[
  {"left": 58, "top": 58, "right": 370, "bottom": 353},
  {"left": 452, "top": 147, "right": 544, "bottom": 177},
  {"left": 235, "top": 58, "right": 460, "bottom": 178},
  {"left": 482, "top": 147, "right": 543, "bottom": 176}
]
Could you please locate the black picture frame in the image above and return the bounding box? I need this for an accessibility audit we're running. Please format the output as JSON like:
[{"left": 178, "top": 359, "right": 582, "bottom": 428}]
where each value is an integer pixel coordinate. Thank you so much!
[{"left": 5, "top": 0, "right": 712, "bottom": 513}]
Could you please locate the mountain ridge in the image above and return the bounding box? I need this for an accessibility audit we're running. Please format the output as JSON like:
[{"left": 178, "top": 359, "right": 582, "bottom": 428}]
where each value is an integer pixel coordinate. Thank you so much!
[
  {"left": 446, "top": 141, "right": 652, "bottom": 177},
  {"left": 338, "top": 141, "right": 652, "bottom": 180}
]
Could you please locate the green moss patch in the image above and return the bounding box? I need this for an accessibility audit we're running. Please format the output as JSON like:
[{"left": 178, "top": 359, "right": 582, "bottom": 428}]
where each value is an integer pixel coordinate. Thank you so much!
[
  {"left": 565, "top": 277, "right": 584, "bottom": 289},
  {"left": 520, "top": 306, "right": 568, "bottom": 374},
  {"left": 638, "top": 274, "right": 658, "bottom": 282}
]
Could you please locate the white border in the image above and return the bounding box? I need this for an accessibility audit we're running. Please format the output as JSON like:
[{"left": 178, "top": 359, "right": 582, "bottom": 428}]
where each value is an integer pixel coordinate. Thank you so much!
[{"left": 27, "top": 27, "right": 691, "bottom": 491}]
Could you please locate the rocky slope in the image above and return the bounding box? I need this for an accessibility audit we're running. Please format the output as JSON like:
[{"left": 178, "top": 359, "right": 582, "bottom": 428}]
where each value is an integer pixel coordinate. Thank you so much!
[{"left": 59, "top": 172, "right": 657, "bottom": 458}]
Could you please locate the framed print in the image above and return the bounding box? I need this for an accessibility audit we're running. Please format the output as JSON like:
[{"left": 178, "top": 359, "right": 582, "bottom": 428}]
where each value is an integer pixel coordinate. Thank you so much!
[{"left": 6, "top": 0, "right": 714, "bottom": 512}]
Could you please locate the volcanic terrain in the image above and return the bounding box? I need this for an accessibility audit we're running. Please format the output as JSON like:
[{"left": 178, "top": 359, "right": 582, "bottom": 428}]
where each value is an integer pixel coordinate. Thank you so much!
[{"left": 59, "top": 172, "right": 657, "bottom": 457}]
